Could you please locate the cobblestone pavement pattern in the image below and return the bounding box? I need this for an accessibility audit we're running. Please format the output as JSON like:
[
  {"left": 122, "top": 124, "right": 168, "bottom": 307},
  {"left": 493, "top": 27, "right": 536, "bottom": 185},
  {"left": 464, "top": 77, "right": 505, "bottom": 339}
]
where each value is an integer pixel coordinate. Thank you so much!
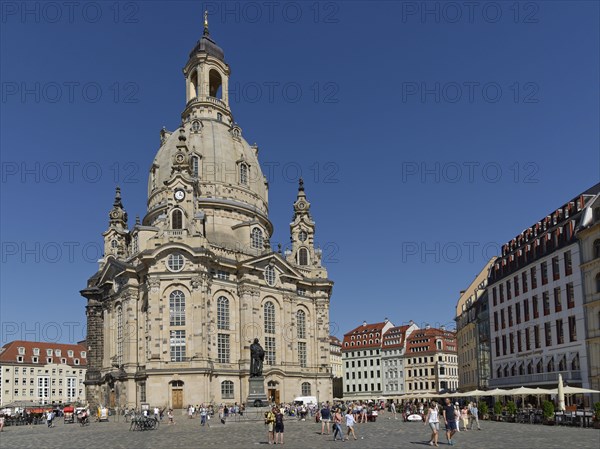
[{"left": 1, "top": 412, "right": 598, "bottom": 449}]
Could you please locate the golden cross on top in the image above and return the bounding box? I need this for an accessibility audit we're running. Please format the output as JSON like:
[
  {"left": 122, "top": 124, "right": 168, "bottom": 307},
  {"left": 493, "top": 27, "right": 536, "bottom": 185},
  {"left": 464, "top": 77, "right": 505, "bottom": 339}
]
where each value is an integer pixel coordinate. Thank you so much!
[{"left": 203, "top": 10, "right": 209, "bottom": 35}]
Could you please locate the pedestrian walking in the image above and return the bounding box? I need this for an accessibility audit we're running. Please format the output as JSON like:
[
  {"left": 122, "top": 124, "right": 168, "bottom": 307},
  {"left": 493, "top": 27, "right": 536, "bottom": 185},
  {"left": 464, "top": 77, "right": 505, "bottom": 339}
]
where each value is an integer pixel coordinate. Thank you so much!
[
  {"left": 424, "top": 401, "right": 440, "bottom": 447},
  {"left": 344, "top": 408, "right": 358, "bottom": 441},
  {"left": 332, "top": 408, "right": 344, "bottom": 441},
  {"left": 390, "top": 401, "right": 398, "bottom": 420},
  {"left": 469, "top": 402, "right": 481, "bottom": 430},
  {"left": 443, "top": 398, "right": 458, "bottom": 446},
  {"left": 167, "top": 408, "right": 175, "bottom": 425}
]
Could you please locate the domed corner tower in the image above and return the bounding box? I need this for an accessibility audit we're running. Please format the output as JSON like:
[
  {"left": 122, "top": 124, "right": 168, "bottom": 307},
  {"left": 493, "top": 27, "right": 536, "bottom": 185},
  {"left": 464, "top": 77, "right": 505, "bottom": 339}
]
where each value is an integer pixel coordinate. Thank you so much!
[
  {"left": 81, "top": 14, "right": 334, "bottom": 412},
  {"left": 144, "top": 14, "right": 271, "bottom": 256}
]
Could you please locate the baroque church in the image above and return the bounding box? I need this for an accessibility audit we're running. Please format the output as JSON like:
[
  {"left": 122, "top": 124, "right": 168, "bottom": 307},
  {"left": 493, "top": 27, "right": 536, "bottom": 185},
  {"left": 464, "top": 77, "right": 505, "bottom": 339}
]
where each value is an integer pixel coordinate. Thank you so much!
[{"left": 81, "top": 19, "right": 334, "bottom": 409}]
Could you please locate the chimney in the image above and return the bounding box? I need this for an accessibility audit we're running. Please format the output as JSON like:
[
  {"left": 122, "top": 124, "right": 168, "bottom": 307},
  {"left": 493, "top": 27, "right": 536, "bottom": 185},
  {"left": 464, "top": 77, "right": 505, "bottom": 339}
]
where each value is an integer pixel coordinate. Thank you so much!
[
  {"left": 363, "top": 321, "right": 367, "bottom": 326},
  {"left": 425, "top": 323, "right": 431, "bottom": 330},
  {"left": 384, "top": 317, "right": 388, "bottom": 323},
  {"left": 441, "top": 325, "right": 446, "bottom": 331}
]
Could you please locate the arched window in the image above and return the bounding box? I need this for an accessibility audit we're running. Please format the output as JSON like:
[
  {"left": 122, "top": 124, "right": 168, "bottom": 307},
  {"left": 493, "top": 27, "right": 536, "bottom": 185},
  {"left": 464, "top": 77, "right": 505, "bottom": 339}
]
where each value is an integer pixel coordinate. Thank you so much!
[
  {"left": 192, "top": 155, "right": 200, "bottom": 177},
  {"left": 547, "top": 357, "right": 555, "bottom": 372},
  {"left": 298, "top": 248, "right": 308, "bottom": 266},
  {"left": 189, "top": 71, "right": 198, "bottom": 98},
  {"left": 172, "top": 210, "right": 183, "bottom": 229},
  {"left": 296, "top": 310, "right": 306, "bottom": 339},
  {"left": 264, "top": 265, "right": 276, "bottom": 286},
  {"left": 116, "top": 306, "right": 123, "bottom": 365},
  {"left": 536, "top": 360, "right": 543, "bottom": 373},
  {"left": 169, "top": 290, "right": 186, "bottom": 326},
  {"left": 301, "top": 382, "right": 311, "bottom": 396},
  {"left": 111, "top": 240, "right": 118, "bottom": 248},
  {"left": 264, "top": 302, "right": 276, "bottom": 365},
  {"left": 221, "top": 380, "right": 234, "bottom": 399},
  {"left": 209, "top": 69, "right": 222, "bottom": 98},
  {"left": 264, "top": 301, "right": 275, "bottom": 334},
  {"left": 240, "top": 163, "right": 248, "bottom": 185},
  {"left": 436, "top": 340, "right": 443, "bottom": 350},
  {"left": 217, "top": 296, "right": 229, "bottom": 330},
  {"left": 572, "top": 353, "right": 580, "bottom": 370},
  {"left": 251, "top": 228, "right": 263, "bottom": 249},
  {"left": 594, "top": 239, "right": 600, "bottom": 259}
]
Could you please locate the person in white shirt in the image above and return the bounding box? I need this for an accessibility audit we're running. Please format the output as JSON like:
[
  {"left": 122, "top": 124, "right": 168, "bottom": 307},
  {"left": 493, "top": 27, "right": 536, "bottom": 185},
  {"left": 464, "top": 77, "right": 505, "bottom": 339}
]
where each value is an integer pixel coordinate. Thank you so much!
[
  {"left": 424, "top": 401, "right": 440, "bottom": 447},
  {"left": 344, "top": 409, "right": 357, "bottom": 441}
]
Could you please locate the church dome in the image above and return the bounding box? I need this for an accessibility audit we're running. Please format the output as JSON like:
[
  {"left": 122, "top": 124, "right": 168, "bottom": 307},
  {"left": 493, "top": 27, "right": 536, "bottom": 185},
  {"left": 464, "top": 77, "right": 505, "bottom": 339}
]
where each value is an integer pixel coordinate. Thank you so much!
[{"left": 146, "top": 118, "right": 270, "bottom": 226}]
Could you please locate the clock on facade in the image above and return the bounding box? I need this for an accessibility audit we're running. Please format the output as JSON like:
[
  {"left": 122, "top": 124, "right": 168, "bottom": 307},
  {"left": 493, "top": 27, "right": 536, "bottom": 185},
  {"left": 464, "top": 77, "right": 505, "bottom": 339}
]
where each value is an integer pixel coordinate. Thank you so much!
[{"left": 174, "top": 189, "right": 185, "bottom": 201}]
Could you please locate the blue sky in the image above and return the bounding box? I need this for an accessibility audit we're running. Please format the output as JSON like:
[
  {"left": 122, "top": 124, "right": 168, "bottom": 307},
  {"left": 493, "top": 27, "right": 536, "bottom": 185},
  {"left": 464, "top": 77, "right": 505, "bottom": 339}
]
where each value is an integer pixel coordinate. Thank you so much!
[{"left": 1, "top": 1, "right": 598, "bottom": 345}]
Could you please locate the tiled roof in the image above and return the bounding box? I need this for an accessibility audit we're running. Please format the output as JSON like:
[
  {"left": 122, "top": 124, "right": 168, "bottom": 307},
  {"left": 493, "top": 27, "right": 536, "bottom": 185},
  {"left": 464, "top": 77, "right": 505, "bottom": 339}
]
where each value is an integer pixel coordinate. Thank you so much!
[
  {"left": 342, "top": 321, "right": 391, "bottom": 350},
  {"left": 406, "top": 328, "right": 456, "bottom": 354},
  {"left": 0, "top": 341, "right": 87, "bottom": 367},
  {"left": 382, "top": 325, "right": 409, "bottom": 349}
]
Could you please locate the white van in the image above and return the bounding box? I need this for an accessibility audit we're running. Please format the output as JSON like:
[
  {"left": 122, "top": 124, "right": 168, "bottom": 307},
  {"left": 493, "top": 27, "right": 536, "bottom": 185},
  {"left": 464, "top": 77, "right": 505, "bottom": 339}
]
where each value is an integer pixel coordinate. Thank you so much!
[{"left": 293, "top": 396, "right": 318, "bottom": 405}]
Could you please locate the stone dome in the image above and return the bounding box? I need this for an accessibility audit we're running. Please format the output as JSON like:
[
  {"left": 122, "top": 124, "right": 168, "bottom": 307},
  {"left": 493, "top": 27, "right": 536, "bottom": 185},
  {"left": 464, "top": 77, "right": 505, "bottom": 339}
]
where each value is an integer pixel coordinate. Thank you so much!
[{"left": 147, "top": 117, "right": 269, "bottom": 224}]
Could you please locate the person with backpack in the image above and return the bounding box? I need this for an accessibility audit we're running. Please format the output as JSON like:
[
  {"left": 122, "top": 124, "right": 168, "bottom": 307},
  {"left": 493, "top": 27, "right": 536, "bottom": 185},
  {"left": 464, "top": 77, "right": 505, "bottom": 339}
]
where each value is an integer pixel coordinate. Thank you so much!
[
  {"left": 265, "top": 407, "right": 276, "bottom": 445},
  {"left": 274, "top": 407, "right": 285, "bottom": 444}
]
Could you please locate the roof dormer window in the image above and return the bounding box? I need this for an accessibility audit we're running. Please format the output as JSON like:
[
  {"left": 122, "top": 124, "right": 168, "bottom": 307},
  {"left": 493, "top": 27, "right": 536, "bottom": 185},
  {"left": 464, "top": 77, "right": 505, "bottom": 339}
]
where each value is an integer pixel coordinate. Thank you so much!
[
  {"left": 68, "top": 350, "right": 74, "bottom": 357},
  {"left": 81, "top": 351, "right": 86, "bottom": 358},
  {"left": 17, "top": 347, "right": 25, "bottom": 355},
  {"left": 33, "top": 348, "right": 39, "bottom": 356},
  {"left": 55, "top": 349, "right": 61, "bottom": 357},
  {"left": 46, "top": 349, "right": 53, "bottom": 356}
]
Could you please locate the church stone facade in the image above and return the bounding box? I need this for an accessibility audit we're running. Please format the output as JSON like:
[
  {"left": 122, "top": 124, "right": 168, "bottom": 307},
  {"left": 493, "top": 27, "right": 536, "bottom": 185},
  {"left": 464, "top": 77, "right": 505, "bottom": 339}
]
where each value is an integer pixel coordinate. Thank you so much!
[{"left": 81, "top": 23, "right": 334, "bottom": 410}]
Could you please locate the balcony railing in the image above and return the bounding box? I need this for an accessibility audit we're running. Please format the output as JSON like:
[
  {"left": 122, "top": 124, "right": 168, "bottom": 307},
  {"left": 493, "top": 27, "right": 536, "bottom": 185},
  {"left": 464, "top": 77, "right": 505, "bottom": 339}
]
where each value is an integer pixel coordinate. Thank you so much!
[{"left": 489, "top": 370, "right": 581, "bottom": 387}]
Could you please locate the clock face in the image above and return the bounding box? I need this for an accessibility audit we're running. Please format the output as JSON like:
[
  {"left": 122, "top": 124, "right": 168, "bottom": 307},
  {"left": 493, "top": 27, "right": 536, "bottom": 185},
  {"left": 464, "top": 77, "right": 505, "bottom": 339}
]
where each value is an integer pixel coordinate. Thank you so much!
[
  {"left": 174, "top": 189, "right": 185, "bottom": 201},
  {"left": 297, "top": 202, "right": 305, "bottom": 209}
]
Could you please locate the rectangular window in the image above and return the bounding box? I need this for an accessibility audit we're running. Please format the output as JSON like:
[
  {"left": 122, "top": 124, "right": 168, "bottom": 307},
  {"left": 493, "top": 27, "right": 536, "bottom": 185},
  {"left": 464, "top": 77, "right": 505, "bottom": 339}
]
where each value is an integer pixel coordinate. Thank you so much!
[
  {"left": 544, "top": 322, "right": 552, "bottom": 347},
  {"left": 541, "top": 262, "right": 548, "bottom": 285},
  {"left": 508, "top": 306, "right": 513, "bottom": 327},
  {"left": 67, "top": 377, "right": 77, "bottom": 399},
  {"left": 495, "top": 337, "right": 500, "bottom": 357},
  {"left": 532, "top": 295, "right": 539, "bottom": 319},
  {"left": 265, "top": 336, "right": 276, "bottom": 365},
  {"left": 217, "top": 334, "right": 230, "bottom": 364},
  {"left": 531, "top": 266, "right": 537, "bottom": 289},
  {"left": 568, "top": 316, "right": 577, "bottom": 342},
  {"left": 499, "top": 284, "right": 504, "bottom": 303},
  {"left": 509, "top": 333, "right": 514, "bottom": 354},
  {"left": 564, "top": 250, "right": 572, "bottom": 275},
  {"left": 525, "top": 328, "right": 531, "bottom": 350},
  {"left": 543, "top": 292, "right": 550, "bottom": 316},
  {"left": 501, "top": 309, "right": 506, "bottom": 329},
  {"left": 169, "top": 330, "right": 186, "bottom": 362},
  {"left": 556, "top": 319, "right": 564, "bottom": 345},
  {"left": 507, "top": 281, "right": 512, "bottom": 300},
  {"left": 514, "top": 276, "right": 520, "bottom": 297},
  {"left": 493, "top": 287, "right": 497, "bottom": 306},
  {"left": 37, "top": 376, "right": 49, "bottom": 402},
  {"left": 516, "top": 303, "right": 521, "bottom": 325},
  {"left": 566, "top": 283, "right": 575, "bottom": 309},
  {"left": 298, "top": 341, "right": 307, "bottom": 368},
  {"left": 502, "top": 335, "right": 507, "bottom": 356},
  {"left": 517, "top": 330, "right": 522, "bottom": 352},
  {"left": 524, "top": 299, "right": 530, "bottom": 322},
  {"left": 140, "top": 382, "right": 146, "bottom": 402},
  {"left": 534, "top": 325, "right": 540, "bottom": 349},
  {"left": 552, "top": 257, "right": 560, "bottom": 280},
  {"left": 554, "top": 287, "right": 562, "bottom": 313},
  {"left": 522, "top": 271, "right": 528, "bottom": 293}
]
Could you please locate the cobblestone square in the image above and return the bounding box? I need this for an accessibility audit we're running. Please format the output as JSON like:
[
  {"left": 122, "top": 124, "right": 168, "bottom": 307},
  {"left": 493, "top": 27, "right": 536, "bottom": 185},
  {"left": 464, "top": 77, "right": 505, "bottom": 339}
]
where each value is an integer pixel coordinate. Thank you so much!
[{"left": 1, "top": 412, "right": 598, "bottom": 449}]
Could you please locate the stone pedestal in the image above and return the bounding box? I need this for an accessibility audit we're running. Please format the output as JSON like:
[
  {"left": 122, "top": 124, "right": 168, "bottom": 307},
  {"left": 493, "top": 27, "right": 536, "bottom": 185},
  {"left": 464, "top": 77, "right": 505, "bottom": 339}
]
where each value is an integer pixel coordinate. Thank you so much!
[{"left": 246, "top": 376, "right": 268, "bottom": 407}]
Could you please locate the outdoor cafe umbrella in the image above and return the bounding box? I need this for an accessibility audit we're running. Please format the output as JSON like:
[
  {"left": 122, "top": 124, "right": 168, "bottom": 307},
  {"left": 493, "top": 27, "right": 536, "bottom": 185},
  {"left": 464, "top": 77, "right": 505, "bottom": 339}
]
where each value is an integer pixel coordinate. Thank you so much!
[
  {"left": 460, "top": 389, "right": 489, "bottom": 397},
  {"left": 505, "top": 386, "right": 545, "bottom": 407},
  {"left": 485, "top": 388, "right": 509, "bottom": 396},
  {"left": 557, "top": 374, "right": 566, "bottom": 411}
]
